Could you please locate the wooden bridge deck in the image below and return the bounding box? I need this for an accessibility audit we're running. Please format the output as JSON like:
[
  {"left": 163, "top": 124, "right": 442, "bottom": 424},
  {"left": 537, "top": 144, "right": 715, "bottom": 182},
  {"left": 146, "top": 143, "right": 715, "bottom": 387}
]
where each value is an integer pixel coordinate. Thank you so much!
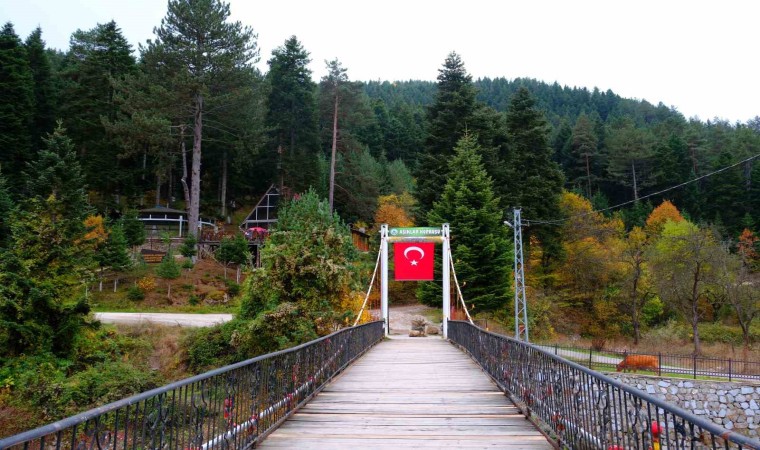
[{"left": 258, "top": 336, "right": 553, "bottom": 449}]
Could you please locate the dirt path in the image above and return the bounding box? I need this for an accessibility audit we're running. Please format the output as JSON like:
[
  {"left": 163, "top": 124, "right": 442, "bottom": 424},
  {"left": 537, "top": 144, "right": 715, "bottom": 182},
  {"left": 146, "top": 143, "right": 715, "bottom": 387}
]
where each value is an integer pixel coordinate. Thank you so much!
[{"left": 387, "top": 304, "right": 441, "bottom": 335}]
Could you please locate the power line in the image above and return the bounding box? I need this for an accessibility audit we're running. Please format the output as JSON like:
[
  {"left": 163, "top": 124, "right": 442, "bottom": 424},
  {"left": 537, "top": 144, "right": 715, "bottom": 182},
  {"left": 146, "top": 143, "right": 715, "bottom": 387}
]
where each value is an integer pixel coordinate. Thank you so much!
[{"left": 525, "top": 152, "right": 760, "bottom": 226}]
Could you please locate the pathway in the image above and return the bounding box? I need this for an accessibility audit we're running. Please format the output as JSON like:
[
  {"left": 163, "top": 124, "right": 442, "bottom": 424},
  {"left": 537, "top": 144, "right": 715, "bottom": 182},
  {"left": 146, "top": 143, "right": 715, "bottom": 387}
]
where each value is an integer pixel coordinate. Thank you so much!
[{"left": 257, "top": 336, "right": 553, "bottom": 449}]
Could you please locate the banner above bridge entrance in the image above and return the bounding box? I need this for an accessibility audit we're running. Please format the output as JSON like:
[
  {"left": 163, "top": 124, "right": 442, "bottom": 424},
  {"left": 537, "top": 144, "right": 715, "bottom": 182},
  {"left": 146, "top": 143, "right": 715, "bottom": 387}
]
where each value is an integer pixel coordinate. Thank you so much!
[{"left": 388, "top": 227, "right": 442, "bottom": 237}]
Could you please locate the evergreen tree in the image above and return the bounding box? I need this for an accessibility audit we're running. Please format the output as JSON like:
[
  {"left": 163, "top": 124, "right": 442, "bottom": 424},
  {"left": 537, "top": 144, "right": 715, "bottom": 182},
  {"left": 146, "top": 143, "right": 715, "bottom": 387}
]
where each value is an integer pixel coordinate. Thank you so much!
[
  {"left": 265, "top": 36, "right": 319, "bottom": 192},
  {"left": 0, "top": 172, "right": 14, "bottom": 248},
  {"left": 156, "top": 249, "right": 181, "bottom": 299},
  {"left": 24, "top": 27, "right": 56, "bottom": 151},
  {"left": 0, "top": 22, "right": 33, "bottom": 195},
  {"left": 415, "top": 52, "right": 478, "bottom": 218},
  {"left": 97, "top": 223, "right": 132, "bottom": 291},
  {"left": 569, "top": 113, "right": 599, "bottom": 197},
  {"left": 59, "top": 21, "right": 137, "bottom": 204},
  {"left": 503, "top": 87, "right": 564, "bottom": 263},
  {"left": 419, "top": 134, "right": 511, "bottom": 312},
  {"left": 143, "top": 0, "right": 258, "bottom": 237},
  {"left": 0, "top": 125, "right": 92, "bottom": 357}
]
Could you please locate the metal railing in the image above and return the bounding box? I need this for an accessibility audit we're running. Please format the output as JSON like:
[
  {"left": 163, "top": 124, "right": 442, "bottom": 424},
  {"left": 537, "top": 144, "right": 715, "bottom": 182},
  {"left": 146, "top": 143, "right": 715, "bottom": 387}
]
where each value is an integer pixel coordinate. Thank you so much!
[
  {"left": 448, "top": 320, "right": 760, "bottom": 449},
  {"left": 536, "top": 343, "right": 760, "bottom": 381},
  {"left": 0, "top": 321, "right": 384, "bottom": 450}
]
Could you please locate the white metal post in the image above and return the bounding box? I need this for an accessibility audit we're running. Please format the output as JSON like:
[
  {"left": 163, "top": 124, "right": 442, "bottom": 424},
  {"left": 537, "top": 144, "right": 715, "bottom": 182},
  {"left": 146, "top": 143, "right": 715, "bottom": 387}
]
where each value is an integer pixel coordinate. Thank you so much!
[
  {"left": 380, "top": 224, "right": 389, "bottom": 336},
  {"left": 442, "top": 223, "right": 450, "bottom": 338},
  {"left": 179, "top": 216, "right": 183, "bottom": 237},
  {"left": 513, "top": 209, "right": 529, "bottom": 342}
]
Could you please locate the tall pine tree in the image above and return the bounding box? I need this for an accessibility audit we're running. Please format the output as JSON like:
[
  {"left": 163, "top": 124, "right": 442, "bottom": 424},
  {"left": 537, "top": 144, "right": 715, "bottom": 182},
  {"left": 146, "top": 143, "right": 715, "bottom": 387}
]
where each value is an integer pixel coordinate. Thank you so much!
[
  {"left": 265, "top": 36, "right": 320, "bottom": 192},
  {"left": 420, "top": 134, "right": 511, "bottom": 312},
  {"left": 0, "top": 23, "right": 33, "bottom": 196},
  {"left": 143, "top": 0, "right": 258, "bottom": 236},
  {"left": 503, "top": 87, "right": 564, "bottom": 264},
  {"left": 25, "top": 27, "right": 56, "bottom": 151}
]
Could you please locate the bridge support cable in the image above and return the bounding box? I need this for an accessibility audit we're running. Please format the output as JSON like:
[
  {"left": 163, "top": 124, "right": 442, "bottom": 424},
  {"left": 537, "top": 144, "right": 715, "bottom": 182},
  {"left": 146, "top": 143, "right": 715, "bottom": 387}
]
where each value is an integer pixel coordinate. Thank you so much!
[
  {"left": 447, "top": 246, "right": 474, "bottom": 325},
  {"left": 353, "top": 248, "right": 382, "bottom": 327}
]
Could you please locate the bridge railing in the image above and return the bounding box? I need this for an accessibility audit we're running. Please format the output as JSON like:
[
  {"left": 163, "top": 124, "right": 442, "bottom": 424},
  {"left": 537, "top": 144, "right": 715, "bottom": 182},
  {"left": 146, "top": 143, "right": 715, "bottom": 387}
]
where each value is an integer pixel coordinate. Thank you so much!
[
  {"left": 0, "top": 321, "right": 384, "bottom": 450},
  {"left": 448, "top": 320, "right": 760, "bottom": 450}
]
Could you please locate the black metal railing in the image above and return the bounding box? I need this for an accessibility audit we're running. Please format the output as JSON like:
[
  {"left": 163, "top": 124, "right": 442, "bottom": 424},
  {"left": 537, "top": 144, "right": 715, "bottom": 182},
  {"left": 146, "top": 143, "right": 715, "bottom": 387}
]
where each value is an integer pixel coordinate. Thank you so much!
[
  {"left": 0, "top": 321, "right": 384, "bottom": 450},
  {"left": 448, "top": 320, "right": 760, "bottom": 450},
  {"left": 535, "top": 343, "right": 760, "bottom": 381}
]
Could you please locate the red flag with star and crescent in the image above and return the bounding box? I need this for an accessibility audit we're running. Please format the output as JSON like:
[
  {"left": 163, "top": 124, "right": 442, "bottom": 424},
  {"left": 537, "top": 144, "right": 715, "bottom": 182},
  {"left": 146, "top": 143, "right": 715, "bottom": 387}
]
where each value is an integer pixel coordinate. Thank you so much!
[{"left": 394, "top": 242, "right": 435, "bottom": 281}]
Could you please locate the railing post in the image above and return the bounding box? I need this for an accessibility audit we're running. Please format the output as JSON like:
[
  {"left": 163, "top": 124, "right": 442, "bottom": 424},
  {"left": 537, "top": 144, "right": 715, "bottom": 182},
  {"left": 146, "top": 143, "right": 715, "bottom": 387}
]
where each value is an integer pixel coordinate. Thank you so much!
[
  {"left": 658, "top": 352, "right": 662, "bottom": 376},
  {"left": 589, "top": 346, "right": 593, "bottom": 370},
  {"left": 693, "top": 354, "right": 697, "bottom": 379},
  {"left": 729, "top": 358, "right": 732, "bottom": 382},
  {"left": 555, "top": 344, "right": 558, "bottom": 355}
]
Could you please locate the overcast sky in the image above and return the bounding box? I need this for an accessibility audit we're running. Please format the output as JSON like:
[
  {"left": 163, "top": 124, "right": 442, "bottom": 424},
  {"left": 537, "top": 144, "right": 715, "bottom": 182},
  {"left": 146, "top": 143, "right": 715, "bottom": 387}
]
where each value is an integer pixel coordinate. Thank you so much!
[{"left": 3, "top": 0, "right": 759, "bottom": 123}]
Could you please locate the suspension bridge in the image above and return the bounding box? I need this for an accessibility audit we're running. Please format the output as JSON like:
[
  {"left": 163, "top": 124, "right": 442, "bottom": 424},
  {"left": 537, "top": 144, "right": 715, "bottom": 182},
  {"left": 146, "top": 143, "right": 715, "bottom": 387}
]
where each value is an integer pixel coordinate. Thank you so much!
[{"left": 2, "top": 223, "right": 760, "bottom": 449}]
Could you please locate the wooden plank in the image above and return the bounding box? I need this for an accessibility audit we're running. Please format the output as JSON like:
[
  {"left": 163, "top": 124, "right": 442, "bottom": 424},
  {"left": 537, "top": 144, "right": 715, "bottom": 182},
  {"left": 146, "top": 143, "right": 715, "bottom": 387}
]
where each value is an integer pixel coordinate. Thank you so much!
[{"left": 256, "top": 337, "right": 553, "bottom": 449}]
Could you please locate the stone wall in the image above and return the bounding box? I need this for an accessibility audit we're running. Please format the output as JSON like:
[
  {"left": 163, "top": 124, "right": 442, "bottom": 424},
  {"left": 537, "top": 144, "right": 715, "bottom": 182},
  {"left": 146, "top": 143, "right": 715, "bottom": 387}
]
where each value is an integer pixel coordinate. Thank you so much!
[{"left": 607, "top": 373, "right": 760, "bottom": 438}]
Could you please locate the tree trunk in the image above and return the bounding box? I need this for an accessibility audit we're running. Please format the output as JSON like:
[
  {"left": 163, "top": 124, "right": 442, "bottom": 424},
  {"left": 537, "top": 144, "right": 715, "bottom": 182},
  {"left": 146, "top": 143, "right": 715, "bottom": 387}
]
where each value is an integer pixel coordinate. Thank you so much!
[
  {"left": 236, "top": 265, "right": 241, "bottom": 284},
  {"left": 692, "top": 264, "right": 702, "bottom": 355},
  {"left": 188, "top": 94, "right": 203, "bottom": 238},
  {"left": 631, "top": 161, "right": 639, "bottom": 201},
  {"left": 220, "top": 149, "right": 228, "bottom": 218},
  {"left": 155, "top": 173, "right": 161, "bottom": 206},
  {"left": 167, "top": 282, "right": 172, "bottom": 300},
  {"left": 180, "top": 127, "right": 190, "bottom": 206},
  {"left": 584, "top": 153, "right": 592, "bottom": 198},
  {"left": 740, "top": 320, "right": 750, "bottom": 361},
  {"left": 329, "top": 91, "right": 339, "bottom": 212},
  {"left": 113, "top": 277, "right": 118, "bottom": 293}
]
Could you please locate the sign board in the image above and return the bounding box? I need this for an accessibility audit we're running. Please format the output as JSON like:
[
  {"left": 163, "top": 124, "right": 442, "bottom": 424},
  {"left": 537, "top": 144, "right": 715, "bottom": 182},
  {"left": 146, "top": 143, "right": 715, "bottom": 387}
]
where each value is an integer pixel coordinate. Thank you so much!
[
  {"left": 141, "top": 249, "right": 166, "bottom": 264},
  {"left": 388, "top": 227, "right": 442, "bottom": 237}
]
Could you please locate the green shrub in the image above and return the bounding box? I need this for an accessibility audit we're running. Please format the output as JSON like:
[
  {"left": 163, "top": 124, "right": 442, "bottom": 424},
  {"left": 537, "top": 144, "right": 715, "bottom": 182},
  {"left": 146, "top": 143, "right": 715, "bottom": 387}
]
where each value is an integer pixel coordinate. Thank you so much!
[
  {"left": 181, "top": 260, "right": 194, "bottom": 270},
  {"left": 698, "top": 323, "right": 758, "bottom": 345},
  {"left": 188, "top": 295, "right": 200, "bottom": 306},
  {"left": 126, "top": 286, "right": 144, "bottom": 301},
  {"left": 184, "top": 320, "right": 244, "bottom": 371},
  {"left": 225, "top": 280, "right": 240, "bottom": 297}
]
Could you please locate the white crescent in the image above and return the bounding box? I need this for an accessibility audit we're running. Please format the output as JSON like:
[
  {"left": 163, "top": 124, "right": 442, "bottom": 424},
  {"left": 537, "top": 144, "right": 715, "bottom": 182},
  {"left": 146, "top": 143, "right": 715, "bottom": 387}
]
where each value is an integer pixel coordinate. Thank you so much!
[{"left": 403, "top": 246, "right": 425, "bottom": 260}]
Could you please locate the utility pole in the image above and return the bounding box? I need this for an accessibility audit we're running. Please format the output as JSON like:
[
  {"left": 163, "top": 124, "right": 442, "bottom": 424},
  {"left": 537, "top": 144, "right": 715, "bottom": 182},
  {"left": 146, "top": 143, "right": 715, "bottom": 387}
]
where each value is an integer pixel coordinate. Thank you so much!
[{"left": 506, "top": 209, "right": 529, "bottom": 342}]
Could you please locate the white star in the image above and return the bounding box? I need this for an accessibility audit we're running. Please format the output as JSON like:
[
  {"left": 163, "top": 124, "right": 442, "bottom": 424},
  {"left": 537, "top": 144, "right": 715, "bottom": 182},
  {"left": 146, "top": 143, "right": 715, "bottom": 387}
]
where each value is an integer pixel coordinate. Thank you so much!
[{"left": 411, "top": 260, "right": 418, "bottom": 266}]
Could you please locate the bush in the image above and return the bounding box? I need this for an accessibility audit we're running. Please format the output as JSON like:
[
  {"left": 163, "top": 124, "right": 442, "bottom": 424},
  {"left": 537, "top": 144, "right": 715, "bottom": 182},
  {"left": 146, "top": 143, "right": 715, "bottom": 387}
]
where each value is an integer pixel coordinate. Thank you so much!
[
  {"left": 184, "top": 320, "right": 244, "bottom": 371},
  {"left": 137, "top": 276, "right": 156, "bottom": 292},
  {"left": 225, "top": 280, "right": 240, "bottom": 297},
  {"left": 698, "top": 323, "right": 757, "bottom": 345},
  {"left": 181, "top": 259, "right": 194, "bottom": 270},
  {"left": 188, "top": 295, "right": 200, "bottom": 306},
  {"left": 126, "top": 286, "right": 144, "bottom": 301}
]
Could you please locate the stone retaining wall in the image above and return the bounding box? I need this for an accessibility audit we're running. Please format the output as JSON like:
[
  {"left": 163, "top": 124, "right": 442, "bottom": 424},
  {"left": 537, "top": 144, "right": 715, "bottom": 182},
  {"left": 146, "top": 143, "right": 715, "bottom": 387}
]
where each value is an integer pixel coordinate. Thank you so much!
[{"left": 607, "top": 373, "right": 760, "bottom": 438}]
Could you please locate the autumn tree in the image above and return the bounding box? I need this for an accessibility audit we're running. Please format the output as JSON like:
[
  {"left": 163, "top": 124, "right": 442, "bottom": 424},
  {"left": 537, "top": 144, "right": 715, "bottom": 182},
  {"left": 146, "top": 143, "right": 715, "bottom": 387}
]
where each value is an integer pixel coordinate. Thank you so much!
[
  {"left": 649, "top": 220, "right": 720, "bottom": 355},
  {"left": 620, "top": 226, "right": 652, "bottom": 344},
  {"left": 715, "top": 244, "right": 759, "bottom": 358},
  {"left": 645, "top": 200, "right": 685, "bottom": 236},
  {"left": 374, "top": 193, "right": 415, "bottom": 229}
]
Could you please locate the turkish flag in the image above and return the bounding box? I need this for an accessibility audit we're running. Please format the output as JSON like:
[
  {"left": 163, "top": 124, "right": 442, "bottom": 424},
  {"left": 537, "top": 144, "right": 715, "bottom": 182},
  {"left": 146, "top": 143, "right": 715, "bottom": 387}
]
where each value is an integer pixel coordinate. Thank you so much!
[{"left": 394, "top": 242, "right": 435, "bottom": 281}]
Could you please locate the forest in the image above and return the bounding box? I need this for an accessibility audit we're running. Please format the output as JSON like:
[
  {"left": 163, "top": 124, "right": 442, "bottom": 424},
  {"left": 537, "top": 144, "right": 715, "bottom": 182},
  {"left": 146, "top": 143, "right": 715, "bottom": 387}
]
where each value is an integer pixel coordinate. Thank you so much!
[{"left": 1, "top": 0, "right": 760, "bottom": 435}]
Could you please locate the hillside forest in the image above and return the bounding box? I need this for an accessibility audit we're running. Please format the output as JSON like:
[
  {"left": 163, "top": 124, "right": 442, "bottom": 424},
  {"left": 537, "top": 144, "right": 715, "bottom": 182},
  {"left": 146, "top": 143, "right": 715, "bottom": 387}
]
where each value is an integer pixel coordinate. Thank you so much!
[{"left": 1, "top": 0, "right": 760, "bottom": 435}]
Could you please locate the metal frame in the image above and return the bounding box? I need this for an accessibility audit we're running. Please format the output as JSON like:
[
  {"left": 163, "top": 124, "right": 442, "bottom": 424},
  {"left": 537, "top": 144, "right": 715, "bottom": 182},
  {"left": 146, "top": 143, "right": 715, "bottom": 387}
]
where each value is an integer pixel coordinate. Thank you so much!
[
  {"left": 0, "top": 322, "right": 384, "bottom": 450},
  {"left": 379, "top": 224, "right": 450, "bottom": 338},
  {"left": 449, "top": 320, "right": 760, "bottom": 449},
  {"left": 509, "top": 208, "right": 529, "bottom": 341}
]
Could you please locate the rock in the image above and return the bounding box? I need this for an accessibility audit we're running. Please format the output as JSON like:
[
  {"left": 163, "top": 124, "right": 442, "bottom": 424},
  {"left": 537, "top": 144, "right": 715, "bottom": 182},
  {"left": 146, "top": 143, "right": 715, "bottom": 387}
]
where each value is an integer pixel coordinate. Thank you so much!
[
  {"left": 742, "top": 387, "right": 755, "bottom": 395},
  {"left": 646, "top": 385, "right": 656, "bottom": 394},
  {"left": 658, "top": 381, "right": 671, "bottom": 387},
  {"left": 751, "top": 400, "right": 759, "bottom": 410},
  {"left": 426, "top": 325, "right": 440, "bottom": 335},
  {"left": 725, "top": 420, "right": 734, "bottom": 429},
  {"left": 684, "top": 382, "right": 694, "bottom": 388},
  {"left": 738, "top": 394, "right": 748, "bottom": 402},
  {"left": 408, "top": 329, "right": 425, "bottom": 337}
]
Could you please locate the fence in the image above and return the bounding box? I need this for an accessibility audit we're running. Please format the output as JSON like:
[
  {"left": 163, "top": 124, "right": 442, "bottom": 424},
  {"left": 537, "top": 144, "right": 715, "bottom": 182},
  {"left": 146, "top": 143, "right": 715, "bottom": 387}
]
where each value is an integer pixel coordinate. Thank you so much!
[
  {"left": 448, "top": 320, "right": 760, "bottom": 449},
  {"left": 0, "top": 321, "right": 384, "bottom": 450},
  {"left": 535, "top": 343, "right": 760, "bottom": 381}
]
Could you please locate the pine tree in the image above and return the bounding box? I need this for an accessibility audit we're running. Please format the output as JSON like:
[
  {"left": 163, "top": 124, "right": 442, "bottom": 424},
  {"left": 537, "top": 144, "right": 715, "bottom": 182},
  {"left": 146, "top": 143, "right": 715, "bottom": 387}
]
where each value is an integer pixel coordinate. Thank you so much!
[
  {"left": 419, "top": 134, "right": 511, "bottom": 312},
  {"left": 143, "top": 0, "right": 258, "bottom": 237},
  {"left": 24, "top": 27, "right": 56, "bottom": 151},
  {"left": 0, "top": 22, "right": 34, "bottom": 195},
  {"left": 0, "top": 124, "right": 92, "bottom": 357},
  {"left": 59, "top": 21, "right": 137, "bottom": 203},
  {"left": 265, "top": 36, "right": 320, "bottom": 192},
  {"left": 97, "top": 223, "right": 132, "bottom": 292},
  {"left": 569, "top": 113, "right": 599, "bottom": 197},
  {"left": 0, "top": 172, "right": 14, "bottom": 248},
  {"left": 415, "top": 52, "right": 478, "bottom": 218},
  {"left": 503, "top": 87, "right": 564, "bottom": 263}
]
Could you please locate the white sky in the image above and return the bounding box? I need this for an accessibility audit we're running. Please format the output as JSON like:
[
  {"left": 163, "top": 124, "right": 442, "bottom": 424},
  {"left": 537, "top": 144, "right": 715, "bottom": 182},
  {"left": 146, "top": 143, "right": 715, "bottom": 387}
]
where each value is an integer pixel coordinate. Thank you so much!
[{"left": 2, "top": 0, "right": 759, "bottom": 123}]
